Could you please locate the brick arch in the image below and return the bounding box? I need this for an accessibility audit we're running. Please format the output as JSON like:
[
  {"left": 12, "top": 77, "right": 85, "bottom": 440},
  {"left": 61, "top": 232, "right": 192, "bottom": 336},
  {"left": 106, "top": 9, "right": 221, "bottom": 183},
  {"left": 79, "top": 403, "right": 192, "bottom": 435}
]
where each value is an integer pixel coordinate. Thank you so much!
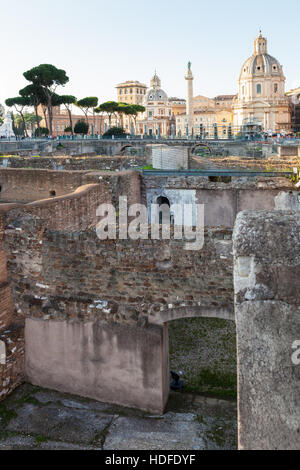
[
  {"left": 190, "top": 143, "right": 212, "bottom": 156},
  {"left": 148, "top": 304, "right": 235, "bottom": 325},
  {"left": 120, "top": 144, "right": 134, "bottom": 153}
]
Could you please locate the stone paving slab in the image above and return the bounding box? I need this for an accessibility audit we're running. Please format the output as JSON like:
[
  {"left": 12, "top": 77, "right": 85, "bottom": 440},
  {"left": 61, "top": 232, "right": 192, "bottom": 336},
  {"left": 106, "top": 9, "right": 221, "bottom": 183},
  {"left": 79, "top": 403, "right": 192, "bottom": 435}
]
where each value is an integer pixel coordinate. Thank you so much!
[
  {"left": 33, "top": 390, "right": 111, "bottom": 411},
  {"left": 7, "top": 403, "right": 114, "bottom": 445},
  {"left": 0, "top": 435, "right": 37, "bottom": 450},
  {"left": 104, "top": 413, "right": 206, "bottom": 450},
  {"left": 0, "top": 384, "right": 237, "bottom": 450}
]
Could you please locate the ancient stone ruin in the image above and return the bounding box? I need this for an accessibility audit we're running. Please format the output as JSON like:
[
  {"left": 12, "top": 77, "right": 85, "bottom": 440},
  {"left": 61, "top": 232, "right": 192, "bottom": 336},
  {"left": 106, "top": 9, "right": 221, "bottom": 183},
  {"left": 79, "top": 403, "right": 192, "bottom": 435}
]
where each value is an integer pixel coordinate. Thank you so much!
[{"left": 0, "top": 166, "right": 299, "bottom": 449}]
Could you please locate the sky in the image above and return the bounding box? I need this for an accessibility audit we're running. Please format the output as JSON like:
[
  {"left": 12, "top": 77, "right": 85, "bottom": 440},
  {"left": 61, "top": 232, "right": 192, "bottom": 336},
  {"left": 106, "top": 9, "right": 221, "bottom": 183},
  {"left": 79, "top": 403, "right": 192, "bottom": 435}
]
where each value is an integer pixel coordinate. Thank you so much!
[{"left": 1, "top": 0, "right": 300, "bottom": 108}]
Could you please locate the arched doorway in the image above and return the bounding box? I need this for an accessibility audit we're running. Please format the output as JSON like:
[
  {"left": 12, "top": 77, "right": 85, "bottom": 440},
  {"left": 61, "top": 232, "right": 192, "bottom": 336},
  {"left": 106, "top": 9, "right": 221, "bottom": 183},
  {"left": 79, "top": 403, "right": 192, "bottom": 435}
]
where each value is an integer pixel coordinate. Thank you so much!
[
  {"left": 157, "top": 195, "right": 171, "bottom": 224},
  {"left": 148, "top": 304, "right": 236, "bottom": 401},
  {"left": 148, "top": 305, "right": 237, "bottom": 448}
]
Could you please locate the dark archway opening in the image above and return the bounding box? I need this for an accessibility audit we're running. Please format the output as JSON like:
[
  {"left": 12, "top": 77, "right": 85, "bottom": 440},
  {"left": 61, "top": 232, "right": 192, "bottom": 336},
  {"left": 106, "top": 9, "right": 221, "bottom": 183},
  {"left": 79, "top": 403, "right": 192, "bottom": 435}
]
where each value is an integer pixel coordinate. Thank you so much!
[{"left": 157, "top": 196, "right": 171, "bottom": 224}]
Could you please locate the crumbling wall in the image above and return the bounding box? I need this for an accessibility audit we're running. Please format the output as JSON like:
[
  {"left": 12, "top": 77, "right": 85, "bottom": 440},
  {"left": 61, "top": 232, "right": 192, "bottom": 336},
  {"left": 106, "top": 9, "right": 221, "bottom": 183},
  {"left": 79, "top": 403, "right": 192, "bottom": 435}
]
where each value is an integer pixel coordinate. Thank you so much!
[
  {"left": 143, "top": 175, "right": 300, "bottom": 227},
  {"left": 0, "top": 211, "right": 24, "bottom": 401},
  {"left": 278, "top": 145, "right": 300, "bottom": 158},
  {"left": 0, "top": 172, "right": 141, "bottom": 403},
  {"left": 0, "top": 168, "right": 87, "bottom": 203},
  {"left": 5, "top": 224, "right": 234, "bottom": 326},
  {"left": 3, "top": 216, "right": 233, "bottom": 412},
  {"left": 233, "top": 210, "right": 300, "bottom": 450},
  {"left": 0, "top": 155, "right": 146, "bottom": 171}
]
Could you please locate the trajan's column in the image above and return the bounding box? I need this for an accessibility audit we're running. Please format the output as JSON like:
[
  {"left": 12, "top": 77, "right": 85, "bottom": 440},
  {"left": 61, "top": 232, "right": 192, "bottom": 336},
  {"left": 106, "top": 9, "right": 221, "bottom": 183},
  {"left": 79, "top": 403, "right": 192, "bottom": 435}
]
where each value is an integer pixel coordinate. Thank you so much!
[{"left": 185, "top": 61, "right": 194, "bottom": 136}]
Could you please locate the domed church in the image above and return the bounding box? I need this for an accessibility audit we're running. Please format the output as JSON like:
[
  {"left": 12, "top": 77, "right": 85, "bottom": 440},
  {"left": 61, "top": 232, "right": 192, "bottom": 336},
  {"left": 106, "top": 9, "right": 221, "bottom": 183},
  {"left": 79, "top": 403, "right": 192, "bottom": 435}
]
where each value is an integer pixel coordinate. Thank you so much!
[
  {"left": 233, "top": 32, "right": 291, "bottom": 134},
  {"left": 137, "top": 72, "right": 174, "bottom": 137}
]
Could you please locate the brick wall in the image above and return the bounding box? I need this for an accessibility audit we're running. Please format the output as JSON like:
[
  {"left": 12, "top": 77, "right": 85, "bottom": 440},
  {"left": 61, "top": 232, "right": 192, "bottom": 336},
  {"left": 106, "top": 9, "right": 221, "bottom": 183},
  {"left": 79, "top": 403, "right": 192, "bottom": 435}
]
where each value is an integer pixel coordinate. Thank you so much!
[
  {"left": 4, "top": 222, "right": 234, "bottom": 326},
  {"left": 0, "top": 172, "right": 140, "bottom": 402},
  {"left": 0, "top": 155, "right": 146, "bottom": 172},
  {"left": 0, "top": 213, "right": 13, "bottom": 331},
  {"left": 0, "top": 168, "right": 88, "bottom": 203},
  {"left": 0, "top": 212, "right": 24, "bottom": 402}
]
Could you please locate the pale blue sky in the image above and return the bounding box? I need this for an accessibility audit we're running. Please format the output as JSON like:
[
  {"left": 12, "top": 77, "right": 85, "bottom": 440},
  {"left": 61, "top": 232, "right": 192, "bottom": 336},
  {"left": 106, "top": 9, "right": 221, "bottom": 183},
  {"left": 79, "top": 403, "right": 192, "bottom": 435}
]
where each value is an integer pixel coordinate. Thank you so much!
[{"left": 1, "top": 0, "right": 299, "bottom": 107}]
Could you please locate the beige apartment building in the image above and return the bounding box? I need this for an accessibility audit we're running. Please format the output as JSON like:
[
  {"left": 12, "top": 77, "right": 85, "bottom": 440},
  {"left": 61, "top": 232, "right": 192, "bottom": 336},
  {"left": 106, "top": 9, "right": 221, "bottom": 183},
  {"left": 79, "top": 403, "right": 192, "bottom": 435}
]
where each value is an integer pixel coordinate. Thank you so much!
[
  {"left": 113, "top": 80, "right": 147, "bottom": 133},
  {"left": 116, "top": 80, "right": 147, "bottom": 105},
  {"left": 176, "top": 109, "right": 233, "bottom": 139}
]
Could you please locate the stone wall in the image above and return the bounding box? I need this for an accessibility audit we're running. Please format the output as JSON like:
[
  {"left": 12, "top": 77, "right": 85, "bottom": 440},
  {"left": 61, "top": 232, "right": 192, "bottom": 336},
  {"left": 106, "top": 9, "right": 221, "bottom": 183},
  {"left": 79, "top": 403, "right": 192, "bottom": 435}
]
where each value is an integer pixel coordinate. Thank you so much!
[
  {"left": 3, "top": 215, "right": 233, "bottom": 412},
  {"left": 25, "top": 319, "right": 169, "bottom": 414},
  {"left": 0, "top": 213, "right": 13, "bottom": 331},
  {"left": 143, "top": 175, "right": 300, "bottom": 227},
  {"left": 233, "top": 210, "right": 300, "bottom": 450},
  {"left": 0, "top": 168, "right": 86, "bottom": 203},
  {"left": 278, "top": 145, "right": 300, "bottom": 158},
  {"left": 0, "top": 171, "right": 142, "bottom": 403},
  {"left": 6, "top": 184, "right": 110, "bottom": 231},
  {"left": 0, "top": 155, "right": 146, "bottom": 171},
  {"left": 5, "top": 223, "right": 234, "bottom": 326},
  {"left": 0, "top": 209, "right": 24, "bottom": 401}
]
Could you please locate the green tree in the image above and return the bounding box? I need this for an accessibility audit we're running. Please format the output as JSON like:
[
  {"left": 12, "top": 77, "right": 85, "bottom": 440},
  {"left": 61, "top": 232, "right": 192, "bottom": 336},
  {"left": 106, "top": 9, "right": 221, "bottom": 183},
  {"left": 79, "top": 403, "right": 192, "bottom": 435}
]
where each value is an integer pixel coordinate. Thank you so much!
[
  {"left": 23, "top": 64, "right": 69, "bottom": 136},
  {"left": 74, "top": 119, "right": 89, "bottom": 135},
  {"left": 58, "top": 95, "right": 76, "bottom": 135},
  {"left": 19, "top": 84, "right": 45, "bottom": 137},
  {"left": 130, "top": 104, "right": 145, "bottom": 133},
  {"left": 75, "top": 97, "right": 98, "bottom": 132},
  {"left": 5, "top": 96, "right": 31, "bottom": 137},
  {"left": 95, "top": 101, "right": 119, "bottom": 129},
  {"left": 35, "top": 127, "right": 49, "bottom": 136},
  {"left": 0, "top": 103, "right": 4, "bottom": 125},
  {"left": 14, "top": 112, "right": 42, "bottom": 136},
  {"left": 102, "top": 126, "right": 127, "bottom": 137}
]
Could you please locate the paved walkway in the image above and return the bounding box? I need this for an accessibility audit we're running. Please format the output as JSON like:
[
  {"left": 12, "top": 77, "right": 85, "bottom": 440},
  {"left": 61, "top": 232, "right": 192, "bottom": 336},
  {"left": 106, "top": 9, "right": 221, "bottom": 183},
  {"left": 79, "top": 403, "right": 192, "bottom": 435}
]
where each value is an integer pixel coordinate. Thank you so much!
[{"left": 0, "top": 384, "right": 237, "bottom": 450}]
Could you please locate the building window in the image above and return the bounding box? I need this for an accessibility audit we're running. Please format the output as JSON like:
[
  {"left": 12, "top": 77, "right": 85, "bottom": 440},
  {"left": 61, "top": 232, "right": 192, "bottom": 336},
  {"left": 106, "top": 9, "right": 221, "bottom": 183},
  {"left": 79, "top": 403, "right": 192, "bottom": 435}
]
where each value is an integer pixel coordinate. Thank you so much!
[
  {"left": 257, "top": 84, "right": 262, "bottom": 94},
  {"left": 130, "top": 89, "right": 132, "bottom": 94},
  {"left": 120, "top": 89, "right": 122, "bottom": 95},
  {"left": 274, "top": 83, "right": 278, "bottom": 93}
]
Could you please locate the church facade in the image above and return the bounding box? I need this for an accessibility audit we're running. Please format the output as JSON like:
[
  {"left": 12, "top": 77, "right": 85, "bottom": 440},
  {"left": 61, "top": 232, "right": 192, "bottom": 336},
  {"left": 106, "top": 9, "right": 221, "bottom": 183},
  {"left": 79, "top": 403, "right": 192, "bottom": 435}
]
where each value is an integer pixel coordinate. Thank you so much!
[
  {"left": 233, "top": 33, "right": 291, "bottom": 134},
  {"left": 136, "top": 73, "right": 174, "bottom": 137}
]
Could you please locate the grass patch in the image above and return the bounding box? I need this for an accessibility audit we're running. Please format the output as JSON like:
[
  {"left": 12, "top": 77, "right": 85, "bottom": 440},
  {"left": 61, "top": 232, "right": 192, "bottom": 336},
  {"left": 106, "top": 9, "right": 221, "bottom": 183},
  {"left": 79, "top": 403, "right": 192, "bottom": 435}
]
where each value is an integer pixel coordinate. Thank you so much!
[
  {"left": 35, "top": 434, "right": 48, "bottom": 443},
  {"left": 169, "top": 317, "right": 237, "bottom": 398},
  {"left": 183, "top": 368, "right": 237, "bottom": 399},
  {"left": 0, "top": 404, "right": 17, "bottom": 427},
  {"left": 141, "top": 164, "right": 154, "bottom": 170}
]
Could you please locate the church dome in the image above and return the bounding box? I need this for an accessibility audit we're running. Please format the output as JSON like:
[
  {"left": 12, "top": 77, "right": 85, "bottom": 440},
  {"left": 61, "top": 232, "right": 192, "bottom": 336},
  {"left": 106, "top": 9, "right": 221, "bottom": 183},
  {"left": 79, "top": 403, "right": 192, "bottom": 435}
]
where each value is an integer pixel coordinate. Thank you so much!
[
  {"left": 239, "top": 33, "right": 284, "bottom": 80},
  {"left": 146, "top": 88, "right": 168, "bottom": 102},
  {"left": 146, "top": 72, "right": 168, "bottom": 102}
]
